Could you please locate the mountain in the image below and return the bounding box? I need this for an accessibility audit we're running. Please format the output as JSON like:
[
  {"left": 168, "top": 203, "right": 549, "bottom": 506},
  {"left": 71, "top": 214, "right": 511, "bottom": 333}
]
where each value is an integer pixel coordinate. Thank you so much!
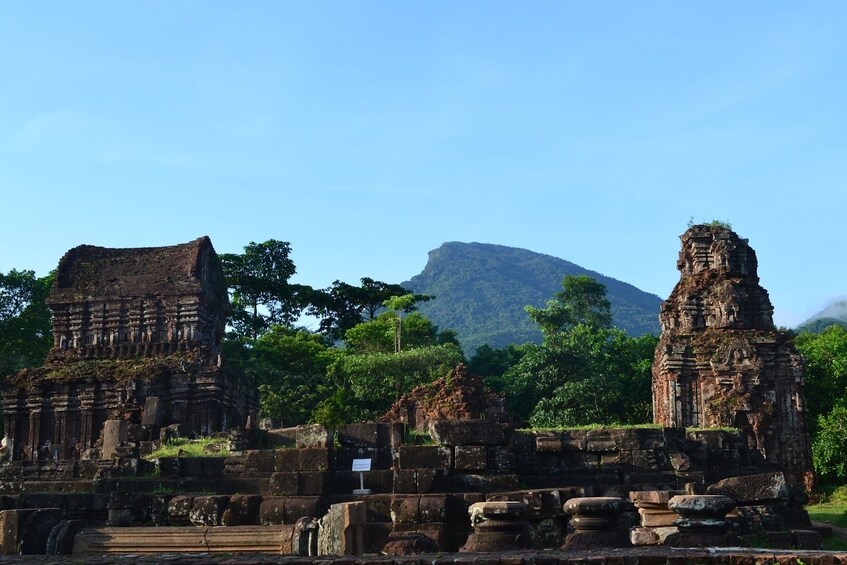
[
  {"left": 796, "top": 300, "right": 847, "bottom": 333},
  {"left": 402, "top": 242, "right": 663, "bottom": 354}
]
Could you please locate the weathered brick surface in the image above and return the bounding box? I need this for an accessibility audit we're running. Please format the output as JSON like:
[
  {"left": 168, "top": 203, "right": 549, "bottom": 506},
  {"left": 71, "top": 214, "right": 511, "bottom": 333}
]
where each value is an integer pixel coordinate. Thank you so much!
[
  {"left": 397, "top": 446, "right": 452, "bottom": 470},
  {"left": 454, "top": 446, "right": 486, "bottom": 471}
]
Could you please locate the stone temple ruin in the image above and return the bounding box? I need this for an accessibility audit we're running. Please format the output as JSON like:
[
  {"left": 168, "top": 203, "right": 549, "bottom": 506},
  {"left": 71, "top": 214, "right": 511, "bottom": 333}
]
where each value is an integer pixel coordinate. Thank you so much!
[
  {"left": 652, "top": 224, "right": 813, "bottom": 487},
  {"left": 1, "top": 236, "right": 257, "bottom": 462},
  {"left": 0, "top": 230, "right": 831, "bottom": 561}
]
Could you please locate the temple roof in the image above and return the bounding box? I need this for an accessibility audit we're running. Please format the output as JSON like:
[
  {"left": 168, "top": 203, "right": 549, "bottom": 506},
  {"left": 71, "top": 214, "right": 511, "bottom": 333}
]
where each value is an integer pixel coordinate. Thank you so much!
[{"left": 48, "top": 236, "right": 220, "bottom": 303}]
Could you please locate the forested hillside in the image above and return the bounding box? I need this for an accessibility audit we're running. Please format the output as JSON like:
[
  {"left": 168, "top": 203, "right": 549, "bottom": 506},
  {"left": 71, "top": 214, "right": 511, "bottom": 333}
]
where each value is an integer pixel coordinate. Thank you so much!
[
  {"left": 797, "top": 300, "right": 847, "bottom": 333},
  {"left": 404, "top": 242, "right": 663, "bottom": 353}
]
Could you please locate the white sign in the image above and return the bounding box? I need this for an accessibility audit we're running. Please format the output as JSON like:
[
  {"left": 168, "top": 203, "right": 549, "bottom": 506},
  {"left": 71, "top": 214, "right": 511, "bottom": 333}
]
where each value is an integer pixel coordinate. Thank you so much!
[{"left": 352, "top": 458, "right": 372, "bottom": 472}]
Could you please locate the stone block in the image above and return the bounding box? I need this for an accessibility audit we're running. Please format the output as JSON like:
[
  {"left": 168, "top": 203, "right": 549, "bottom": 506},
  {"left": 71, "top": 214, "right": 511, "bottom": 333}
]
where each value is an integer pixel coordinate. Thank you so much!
[
  {"left": 630, "top": 526, "right": 678, "bottom": 545},
  {"left": 562, "top": 451, "right": 600, "bottom": 469},
  {"left": 511, "top": 430, "right": 535, "bottom": 452},
  {"left": 71, "top": 524, "right": 311, "bottom": 555},
  {"left": 244, "top": 450, "right": 275, "bottom": 474},
  {"left": 601, "top": 450, "right": 630, "bottom": 470},
  {"left": 634, "top": 428, "right": 668, "bottom": 449},
  {"left": 269, "top": 472, "right": 298, "bottom": 496},
  {"left": 0, "top": 510, "right": 28, "bottom": 555},
  {"left": 317, "top": 501, "right": 366, "bottom": 556},
  {"left": 454, "top": 446, "right": 486, "bottom": 471},
  {"left": 266, "top": 427, "right": 297, "bottom": 448},
  {"left": 363, "top": 494, "right": 393, "bottom": 523},
  {"left": 427, "top": 420, "right": 506, "bottom": 446},
  {"left": 390, "top": 495, "right": 420, "bottom": 524},
  {"left": 560, "top": 430, "right": 587, "bottom": 450},
  {"left": 296, "top": 424, "right": 333, "bottom": 448},
  {"left": 299, "top": 448, "right": 331, "bottom": 472},
  {"left": 274, "top": 448, "right": 299, "bottom": 472},
  {"left": 453, "top": 473, "right": 519, "bottom": 493},
  {"left": 102, "top": 420, "right": 129, "bottom": 460},
  {"left": 141, "top": 396, "right": 164, "bottom": 426},
  {"left": 298, "top": 472, "right": 330, "bottom": 495},
  {"left": 189, "top": 496, "right": 229, "bottom": 526},
  {"left": 166, "top": 495, "right": 195, "bottom": 526},
  {"left": 393, "top": 470, "right": 416, "bottom": 493},
  {"left": 285, "top": 496, "right": 325, "bottom": 524},
  {"left": 415, "top": 469, "right": 452, "bottom": 493},
  {"left": 486, "top": 446, "right": 517, "bottom": 472},
  {"left": 488, "top": 489, "right": 564, "bottom": 520},
  {"left": 259, "top": 496, "right": 287, "bottom": 525},
  {"left": 221, "top": 494, "right": 261, "bottom": 526},
  {"left": 638, "top": 508, "right": 677, "bottom": 527},
  {"left": 334, "top": 447, "right": 376, "bottom": 471},
  {"left": 706, "top": 472, "right": 788, "bottom": 505},
  {"left": 791, "top": 529, "right": 822, "bottom": 550},
  {"left": 535, "top": 433, "right": 564, "bottom": 452},
  {"left": 337, "top": 423, "right": 379, "bottom": 448},
  {"left": 378, "top": 423, "right": 404, "bottom": 449},
  {"left": 397, "top": 445, "right": 452, "bottom": 469},
  {"left": 419, "top": 494, "right": 449, "bottom": 523}
]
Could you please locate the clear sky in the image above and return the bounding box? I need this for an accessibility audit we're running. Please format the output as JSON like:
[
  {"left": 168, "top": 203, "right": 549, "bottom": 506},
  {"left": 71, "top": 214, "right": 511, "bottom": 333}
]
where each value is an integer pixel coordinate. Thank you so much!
[{"left": 1, "top": 2, "right": 844, "bottom": 328}]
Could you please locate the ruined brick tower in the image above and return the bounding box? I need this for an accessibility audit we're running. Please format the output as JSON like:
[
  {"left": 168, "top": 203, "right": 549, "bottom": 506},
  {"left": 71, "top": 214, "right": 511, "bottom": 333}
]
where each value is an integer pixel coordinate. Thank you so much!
[
  {"left": 652, "top": 224, "right": 812, "bottom": 485},
  {"left": 2, "top": 236, "right": 257, "bottom": 461}
]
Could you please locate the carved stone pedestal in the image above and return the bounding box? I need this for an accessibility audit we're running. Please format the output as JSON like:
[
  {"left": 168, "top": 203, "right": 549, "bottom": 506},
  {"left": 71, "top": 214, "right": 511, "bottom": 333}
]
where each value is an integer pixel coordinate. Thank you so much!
[
  {"left": 562, "top": 497, "right": 628, "bottom": 549},
  {"left": 666, "top": 494, "right": 737, "bottom": 547},
  {"left": 459, "top": 501, "right": 532, "bottom": 552}
]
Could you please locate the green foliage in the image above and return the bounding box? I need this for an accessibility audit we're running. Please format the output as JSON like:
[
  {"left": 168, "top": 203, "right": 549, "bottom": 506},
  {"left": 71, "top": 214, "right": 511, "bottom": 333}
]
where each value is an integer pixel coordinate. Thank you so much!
[
  {"left": 0, "top": 270, "right": 54, "bottom": 377},
  {"left": 344, "top": 311, "right": 446, "bottom": 354},
  {"left": 468, "top": 343, "right": 530, "bottom": 391},
  {"left": 223, "top": 327, "right": 340, "bottom": 425},
  {"left": 795, "top": 325, "right": 847, "bottom": 433},
  {"left": 307, "top": 278, "right": 427, "bottom": 343},
  {"left": 404, "top": 242, "right": 661, "bottom": 353},
  {"left": 339, "top": 344, "right": 464, "bottom": 420},
  {"left": 812, "top": 405, "right": 847, "bottom": 482},
  {"left": 526, "top": 275, "right": 612, "bottom": 338},
  {"left": 688, "top": 217, "right": 733, "bottom": 230},
  {"left": 797, "top": 317, "right": 847, "bottom": 335},
  {"left": 220, "top": 240, "right": 314, "bottom": 340},
  {"left": 503, "top": 276, "right": 657, "bottom": 427},
  {"left": 506, "top": 326, "right": 657, "bottom": 427}
]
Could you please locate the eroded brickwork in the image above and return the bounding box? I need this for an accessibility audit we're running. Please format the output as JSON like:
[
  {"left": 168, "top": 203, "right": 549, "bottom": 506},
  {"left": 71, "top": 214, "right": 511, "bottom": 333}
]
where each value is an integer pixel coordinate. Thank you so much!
[{"left": 652, "top": 225, "right": 812, "bottom": 485}]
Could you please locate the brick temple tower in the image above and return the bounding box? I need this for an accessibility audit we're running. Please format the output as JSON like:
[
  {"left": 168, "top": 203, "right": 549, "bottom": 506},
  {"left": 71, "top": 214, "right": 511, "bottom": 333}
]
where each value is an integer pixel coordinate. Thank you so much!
[
  {"left": 652, "top": 224, "right": 813, "bottom": 486},
  {"left": 2, "top": 237, "right": 257, "bottom": 461}
]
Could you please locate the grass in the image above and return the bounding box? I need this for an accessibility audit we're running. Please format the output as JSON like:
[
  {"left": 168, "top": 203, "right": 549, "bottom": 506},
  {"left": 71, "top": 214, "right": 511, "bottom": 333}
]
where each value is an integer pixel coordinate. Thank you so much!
[
  {"left": 806, "top": 484, "right": 847, "bottom": 550},
  {"left": 145, "top": 436, "right": 229, "bottom": 459},
  {"left": 517, "top": 424, "right": 664, "bottom": 432}
]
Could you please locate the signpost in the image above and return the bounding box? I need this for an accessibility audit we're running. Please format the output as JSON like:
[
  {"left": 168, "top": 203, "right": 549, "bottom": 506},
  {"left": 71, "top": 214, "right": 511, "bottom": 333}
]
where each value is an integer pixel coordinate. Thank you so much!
[{"left": 352, "top": 458, "right": 372, "bottom": 495}]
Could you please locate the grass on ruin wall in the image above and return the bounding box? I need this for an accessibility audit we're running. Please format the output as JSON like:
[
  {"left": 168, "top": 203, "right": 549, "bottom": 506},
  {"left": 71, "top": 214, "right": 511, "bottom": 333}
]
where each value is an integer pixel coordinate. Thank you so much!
[{"left": 145, "top": 436, "right": 229, "bottom": 459}]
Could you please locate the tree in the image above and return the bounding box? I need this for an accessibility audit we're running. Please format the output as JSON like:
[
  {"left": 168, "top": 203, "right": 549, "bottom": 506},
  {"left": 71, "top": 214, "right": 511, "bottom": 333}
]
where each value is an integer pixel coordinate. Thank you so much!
[
  {"left": 308, "top": 278, "right": 432, "bottom": 343},
  {"left": 525, "top": 275, "right": 612, "bottom": 339},
  {"left": 0, "top": 270, "right": 54, "bottom": 377},
  {"left": 344, "top": 311, "right": 450, "bottom": 354},
  {"left": 219, "top": 240, "right": 313, "bottom": 340},
  {"left": 502, "top": 276, "right": 656, "bottom": 426},
  {"left": 812, "top": 404, "right": 847, "bottom": 482},
  {"left": 223, "top": 326, "right": 340, "bottom": 425},
  {"left": 795, "top": 325, "right": 847, "bottom": 433},
  {"left": 338, "top": 343, "right": 464, "bottom": 420}
]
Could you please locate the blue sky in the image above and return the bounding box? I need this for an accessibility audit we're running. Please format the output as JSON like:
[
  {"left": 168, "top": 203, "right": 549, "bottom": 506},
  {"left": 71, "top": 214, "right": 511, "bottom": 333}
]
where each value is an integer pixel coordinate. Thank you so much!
[{"left": 1, "top": 2, "right": 844, "bottom": 328}]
